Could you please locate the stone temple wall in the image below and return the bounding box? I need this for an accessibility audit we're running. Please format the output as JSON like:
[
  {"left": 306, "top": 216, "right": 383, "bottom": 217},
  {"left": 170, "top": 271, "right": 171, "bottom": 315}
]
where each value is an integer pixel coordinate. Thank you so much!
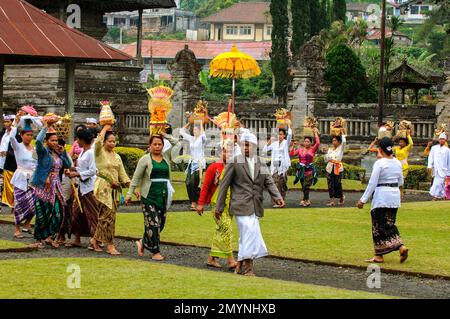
[{"left": 2, "top": 63, "right": 148, "bottom": 146}]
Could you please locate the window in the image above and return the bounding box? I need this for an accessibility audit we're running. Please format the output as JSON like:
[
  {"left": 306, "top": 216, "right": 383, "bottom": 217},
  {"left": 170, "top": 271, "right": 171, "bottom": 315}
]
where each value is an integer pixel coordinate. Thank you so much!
[
  {"left": 266, "top": 25, "right": 272, "bottom": 36},
  {"left": 130, "top": 17, "right": 139, "bottom": 26},
  {"left": 113, "top": 17, "right": 127, "bottom": 26},
  {"left": 410, "top": 6, "right": 419, "bottom": 15},
  {"left": 420, "top": 6, "right": 430, "bottom": 14},
  {"left": 226, "top": 25, "right": 238, "bottom": 35},
  {"left": 387, "top": 7, "right": 394, "bottom": 15},
  {"left": 240, "top": 26, "right": 252, "bottom": 35}
]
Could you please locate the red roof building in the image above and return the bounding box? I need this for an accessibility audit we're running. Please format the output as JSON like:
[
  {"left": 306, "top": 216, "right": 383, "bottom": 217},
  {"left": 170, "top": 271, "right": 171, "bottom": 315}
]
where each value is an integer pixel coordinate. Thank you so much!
[
  {"left": 366, "top": 27, "right": 412, "bottom": 46},
  {"left": 0, "top": 0, "right": 132, "bottom": 64},
  {"left": 118, "top": 40, "right": 271, "bottom": 61},
  {"left": 118, "top": 40, "right": 271, "bottom": 79}
]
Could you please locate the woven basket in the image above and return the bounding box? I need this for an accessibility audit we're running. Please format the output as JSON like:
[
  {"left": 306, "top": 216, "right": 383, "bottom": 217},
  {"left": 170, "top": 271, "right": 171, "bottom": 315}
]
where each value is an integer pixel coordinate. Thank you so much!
[
  {"left": 54, "top": 122, "right": 71, "bottom": 139},
  {"left": 330, "top": 127, "right": 344, "bottom": 137},
  {"left": 302, "top": 126, "right": 314, "bottom": 137},
  {"left": 395, "top": 130, "right": 408, "bottom": 139},
  {"left": 378, "top": 130, "right": 392, "bottom": 140}
]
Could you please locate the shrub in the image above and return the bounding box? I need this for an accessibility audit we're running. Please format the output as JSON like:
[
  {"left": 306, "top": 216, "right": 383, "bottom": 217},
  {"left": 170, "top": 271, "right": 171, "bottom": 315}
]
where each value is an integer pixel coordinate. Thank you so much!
[
  {"left": 343, "top": 163, "right": 366, "bottom": 181},
  {"left": 404, "top": 165, "right": 431, "bottom": 190},
  {"left": 287, "top": 155, "right": 365, "bottom": 181},
  {"left": 172, "top": 155, "right": 218, "bottom": 172},
  {"left": 115, "top": 147, "right": 145, "bottom": 177}
]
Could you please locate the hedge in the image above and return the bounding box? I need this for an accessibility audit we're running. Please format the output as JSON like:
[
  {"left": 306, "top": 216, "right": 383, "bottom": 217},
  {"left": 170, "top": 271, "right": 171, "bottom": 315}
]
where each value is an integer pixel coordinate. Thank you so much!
[
  {"left": 115, "top": 147, "right": 145, "bottom": 177},
  {"left": 404, "top": 165, "right": 431, "bottom": 190},
  {"left": 172, "top": 155, "right": 218, "bottom": 172},
  {"left": 113, "top": 148, "right": 368, "bottom": 182},
  {"left": 287, "top": 156, "right": 366, "bottom": 181}
]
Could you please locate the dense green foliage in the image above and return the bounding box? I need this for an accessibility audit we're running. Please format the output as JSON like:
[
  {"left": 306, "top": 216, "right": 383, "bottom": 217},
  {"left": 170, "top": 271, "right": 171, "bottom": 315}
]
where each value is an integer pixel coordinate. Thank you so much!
[
  {"left": 332, "top": 0, "right": 346, "bottom": 22},
  {"left": 199, "top": 61, "right": 273, "bottom": 101},
  {"left": 324, "top": 44, "right": 377, "bottom": 103},
  {"left": 404, "top": 165, "right": 431, "bottom": 190},
  {"left": 270, "top": 0, "right": 290, "bottom": 103},
  {"left": 291, "top": 0, "right": 311, "bottom": 56},
  {"left": 115, "top": 147, "right": 145, "bottom": 177}
]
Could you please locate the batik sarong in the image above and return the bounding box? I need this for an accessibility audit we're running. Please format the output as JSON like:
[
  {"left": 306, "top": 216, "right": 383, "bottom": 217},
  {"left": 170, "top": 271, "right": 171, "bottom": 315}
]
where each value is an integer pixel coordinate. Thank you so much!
[
  {"left": 13, "top": 186, "right": 35, "bottom": 225},
  {"left": 370, "top": 207, "right": 403, "bottom": 256}
]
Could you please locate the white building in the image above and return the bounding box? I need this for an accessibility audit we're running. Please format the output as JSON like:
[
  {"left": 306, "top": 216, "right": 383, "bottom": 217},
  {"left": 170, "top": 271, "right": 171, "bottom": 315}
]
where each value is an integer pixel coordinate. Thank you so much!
[
  {"left": 387, "top": 0, "right": 434, "bottom": 24},
  {"left": 103, "top": 0, "right": 198, "bottom": 33}
]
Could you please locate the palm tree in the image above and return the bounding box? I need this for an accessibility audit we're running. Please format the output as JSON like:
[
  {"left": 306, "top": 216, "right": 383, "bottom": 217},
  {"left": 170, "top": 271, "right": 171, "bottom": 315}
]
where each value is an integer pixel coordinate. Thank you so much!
[
  {"left": 385, "top": 16, "right": 404, "bottom": 99},
  {"left": 347, "top": 18, "right": 368, "bottom": 55}
]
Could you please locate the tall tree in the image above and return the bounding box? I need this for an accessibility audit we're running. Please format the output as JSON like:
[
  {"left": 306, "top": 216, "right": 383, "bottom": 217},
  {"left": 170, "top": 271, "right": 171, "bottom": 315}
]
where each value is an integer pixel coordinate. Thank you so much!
[
  {"left": 324, "top": 44, "right": 377, "bottom": 103},
  {"left": 310, "top": 0, "right": 322, "bottom": 36},
  {"left": 320, "top": 0, "right": 331, "bottom": 30},
  {"left": 270, "top": 0, "right": 290, "bottom": 103},
  {"left": 332, "top": 0, "right": 346, "bottom": 22},
  {"left": 291, "top": 0, "right": 311, "bottom": 56}
]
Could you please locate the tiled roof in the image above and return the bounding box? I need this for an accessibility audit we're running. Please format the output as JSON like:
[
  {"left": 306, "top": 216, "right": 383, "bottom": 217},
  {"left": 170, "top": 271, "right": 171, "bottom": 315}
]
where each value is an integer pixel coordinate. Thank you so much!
[
  {"left": 366, "top": 27, "right": 411, "bottom": 41},
  {"left": 0, "top": 0, "right": 132, "bottom": 64},
  {"left": 347, "top": 3, "right": 371, "bottom": 12},
  {"left": 118, "top": 40, "right": 272, "bottom": 61},
  {"left": 202, "top": 2, "right": 271, "bottom": 24},
  {"left": 27, "top": 0, "right": 177, "bottom": 12}
]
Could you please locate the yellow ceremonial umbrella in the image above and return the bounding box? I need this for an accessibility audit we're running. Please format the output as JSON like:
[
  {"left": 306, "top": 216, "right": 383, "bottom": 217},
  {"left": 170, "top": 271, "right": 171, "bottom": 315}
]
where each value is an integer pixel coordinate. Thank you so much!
[{"left": 209, "top": 44, "right": 261, "bottom": 115}]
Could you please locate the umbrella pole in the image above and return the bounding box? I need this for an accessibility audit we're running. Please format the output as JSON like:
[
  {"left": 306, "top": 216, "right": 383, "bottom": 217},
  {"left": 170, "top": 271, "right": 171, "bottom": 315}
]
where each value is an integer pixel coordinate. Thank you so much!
[
  {"left": 232, "top": 65, "right": 236, "bottom": 114},
  {"left": 232, "top": 77, "right": 236, "bottom": 114}
]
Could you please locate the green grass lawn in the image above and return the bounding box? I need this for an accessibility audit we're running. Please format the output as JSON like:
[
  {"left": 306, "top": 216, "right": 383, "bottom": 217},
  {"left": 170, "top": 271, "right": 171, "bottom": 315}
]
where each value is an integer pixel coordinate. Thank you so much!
[
  {"left": 0, "top": 239, "right": 26, "bottom": 249},
  {"left": 116, "top": 201, "right": 450, "bottom": 277},
  {"left": 287, "top": 176, "right": 366, "bottom": 191},
  {"left": 0, "top": 257, "right": 390, "bottom": 299}
]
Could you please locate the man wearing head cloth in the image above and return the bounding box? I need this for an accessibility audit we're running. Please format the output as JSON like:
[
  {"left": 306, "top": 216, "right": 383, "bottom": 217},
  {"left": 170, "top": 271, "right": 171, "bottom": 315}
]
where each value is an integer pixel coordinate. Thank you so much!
[
  {"left": 215, "top": 131, "right": 284, "bottom": 276},
  {"left": 428, "top": 132, "right": 449, "bottom": 200},
  {"left": 0, "top": 115, "right": 20, "bottom": 210},
  {"left": 85, "top": 118, "right": 98, "bottom": 130}
]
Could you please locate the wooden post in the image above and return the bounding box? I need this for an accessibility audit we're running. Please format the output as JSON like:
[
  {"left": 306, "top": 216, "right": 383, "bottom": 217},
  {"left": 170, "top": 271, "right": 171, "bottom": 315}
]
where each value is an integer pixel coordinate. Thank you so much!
[
  {"left": 401, "top": 88, "right": 405, "bottom": 104},
  {"left": 378, "top": 0, "right": 386, "bottom": 126},
  {"left": 0, "top": 56, "right": 4, "bottom": 130},
  {"left": 136, "top": 9, "right": 143, "bottom": 67},
  {"left": 65, "top": 59, "right": 76, "bottom": 143},
  {"left": 414, "top": 88, "right": 419, "bottom": 104}
]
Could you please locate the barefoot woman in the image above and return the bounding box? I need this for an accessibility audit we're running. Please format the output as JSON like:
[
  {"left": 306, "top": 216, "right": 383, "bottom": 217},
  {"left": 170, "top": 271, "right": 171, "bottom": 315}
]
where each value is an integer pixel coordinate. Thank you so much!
[
  {"left": 197, "top": 141, "right": 238, "bottom": 270},
  {"left": 92, "top": 125, "right": 130, "bottom": 255},
  {"left": 66, "top": 128, "right": 99, "bottom": 248},
  {"left": 9, "top": 116, "right": 37, "bottom": 238},
  {"left": 126, "top": 133, "right": 179, "bottom": 261},
  {"left": 32, "top": 120, "right": 72, "bottom": 248},
  {"left": 357, "top": 137, "right": 409, "bottom": 263}
]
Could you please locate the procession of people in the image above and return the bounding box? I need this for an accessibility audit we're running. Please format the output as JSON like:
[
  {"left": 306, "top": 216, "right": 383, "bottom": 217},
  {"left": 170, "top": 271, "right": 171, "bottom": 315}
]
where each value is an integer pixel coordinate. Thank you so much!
[{"left": 0, "top": 101, "right": 449, "bottom": 277}]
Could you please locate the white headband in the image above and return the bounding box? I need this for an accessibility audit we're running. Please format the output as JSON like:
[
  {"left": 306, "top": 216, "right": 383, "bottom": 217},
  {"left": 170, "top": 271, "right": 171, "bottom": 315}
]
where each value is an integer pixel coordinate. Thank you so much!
[
  {"left": 241, "top": 132, "right": 258, "bottom": 146},
  {"left": 439, "top": 132, "right": 447, "bottom": 140},
  {"left": 3, "top": 114, "right": 15, "bottom": 121},
  {"left": 86, "top": 118, "right": 98, "bottom": 124}
]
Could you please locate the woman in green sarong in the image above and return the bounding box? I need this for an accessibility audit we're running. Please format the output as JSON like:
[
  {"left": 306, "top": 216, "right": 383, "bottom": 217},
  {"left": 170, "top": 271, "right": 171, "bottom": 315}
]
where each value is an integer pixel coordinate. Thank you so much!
[{"left": 126, "top": 134, "right": 179, "bottom": 261}]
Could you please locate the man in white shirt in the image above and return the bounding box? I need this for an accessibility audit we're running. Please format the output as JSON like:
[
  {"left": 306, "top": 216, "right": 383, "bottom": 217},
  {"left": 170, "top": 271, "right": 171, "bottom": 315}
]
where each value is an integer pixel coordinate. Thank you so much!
[
  {"left": 263, "top": 125, "right": 292, "bottom": 207},
  {"left": 428, "top": 132, "right": 449, "bottom": 200}
]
